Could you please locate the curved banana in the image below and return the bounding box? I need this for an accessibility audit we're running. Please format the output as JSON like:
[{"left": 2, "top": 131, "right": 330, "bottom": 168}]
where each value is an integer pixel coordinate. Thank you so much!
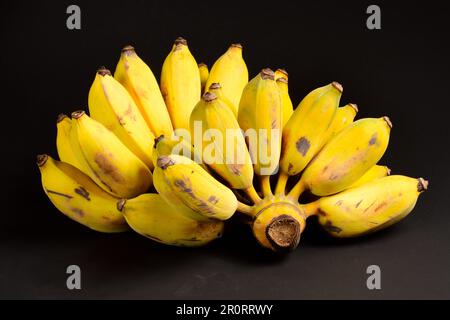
[
  {"left": 37, "top": 154, "right": 128, "bottom": 233},
  {"left": 290, "top": 117, "right": 392, "bottom": 198},
  {"left": 321, "top": 103, "right": 358, "bottom": 144},
  {"left": 348, "top": 165, "right": 390, "bottom": 189},
  {"left": 208, "top": 82, "right": 238, "bottom": 117},
  {"left": 276, "top": 78, "right": 293, "bottom": 128},
  {"left": 160, "top": 37, "right": 201, "bottom": 130},
  {"left": 118, "top": 193, "right": 224, "bottom": 247},
  {"left": 88, "top": 67, "right": 155, "bottom": 168},
  {"left": 153, "top": 154, "right": 238, "bottom": 221},
  {"left": 302, "top": 175, "right": 428, "bottom": 237},
  {"left": 198, "top": 63, "right": 209, "bottom": 93},
  {"left": 114, "top": 45, "right": 173, "bottom": 137},
  {"left": 205, "top": 43, "right": 248, "bottom": 108},
  {"left": 70, "top": 111, "right": 152, "bottom": 198},
  {"left": 190, "top": 92, "right": 254, "bottom": 190},
  {"left": 56, "top": 114, "right": 81, "bottom": 169}
]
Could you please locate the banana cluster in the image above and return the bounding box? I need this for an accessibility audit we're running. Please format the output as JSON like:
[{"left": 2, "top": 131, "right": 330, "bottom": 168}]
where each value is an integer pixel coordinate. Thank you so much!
[{"left": 38, "top": 38, "right": 428, "bottom": 252}]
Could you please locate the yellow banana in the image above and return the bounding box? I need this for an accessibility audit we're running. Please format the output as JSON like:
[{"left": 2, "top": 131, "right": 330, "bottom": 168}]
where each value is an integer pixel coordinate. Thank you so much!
[
  {"left": 88, "top": 67, "right": 155, "bottom": 168},
  {"left": 205, "top": 43, "right": 248, "bottom": 108},
  {"left": 70, "top": 111, "right": 152, "bottom": 198},
  {"left": 208, "top": 82, "right": 238, "bottom": 117},
  {"left": 238, "top": 69, "right": 282, "bottom": 177},
  {"left": 56, "top": 114, "right": 81, "bottom": 169},
  {"left": 302, "top": 175, "right": 428, "bottom": 237},
  {"left": 348, "top": 165, "right": 390, "bottom": 189},
  {"left": 276, "top": 78, "right": 294, "bottom": 128},
  {"left": 321, "top": 103, "right": 358, "bottom": 144},
  {"left": 37, "top": 154, "right": 128, "bottom": 233},
  {"left": 118, "top": 193, "right": 224, "bottom": 247},
  {"left": 290, "top": 117, "right": 392, "bottom": 198},
  {"left": 153, "top": 154, "right": 238, "bottom": 221},
  {"left": 114, "top": 45, "right": 173, "bottom": 137},
  {"left": 198, "top": 63, "right": 209, "bottom": 93},
  {"left": 275, "top": 82, "right": 342, "bottom": 195},
  {"left": 274, "top": 68, "right": 288, "bottom": 81},
  {"left": 190, "top": 92, "right": 254, "bottom": 190},
  {"left": 160, "top": 37, "right": 201, "bottom": 130}
]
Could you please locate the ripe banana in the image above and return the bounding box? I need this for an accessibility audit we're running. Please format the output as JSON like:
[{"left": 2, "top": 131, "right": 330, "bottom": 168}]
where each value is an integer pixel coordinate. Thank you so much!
[
  {"left": 348, "top": 165, "right": 390, "bottom": 189},
  {"left": 70, "top": 111, "right": 152, "bottom": 198},
  {"left": 153, "top": 154, "right": 238, "bottom": 221},
  {"left": 302, "top": 175, "right": 428, "bottom": 237},
  {"left": 114, "top": 45, "right": 173, "bottom": 137},
  {"left": 274, "top": 68, "right": 288, "bottom": 81},
  {"left": 321, "top": 103, "right": 358, "bottom": 144},
  {"left": 205, "top": 43, "right": 248, "bottom": 108},
  {"left": 290, "top": 117, "right": 392, "bottom": 198},
  {"left": 198, "top": 63, "right": 209, "bottom": 93},
  {"left": 88, "top": 67, "right": 155, "bottom": 168},
  {"left": 208, "top": 82, "right": 238, "bottom": 117},
  {"left": 190, "top": 92, "right": 254, "bottom": 190},
  {"left": 56, "top": 114, "right": 81, "bottom": 169},
  {"left": 118, "top": 193, "right": 224, "bottom": 247},
  {"left": 160, "top": 37, "right": 201, "bottom": 130},
  {"left": 37, "top": 154, "right": 129, "bottom": 233},
  {"left": 276, "top": 78, "right": 294, "bottom": 128}
]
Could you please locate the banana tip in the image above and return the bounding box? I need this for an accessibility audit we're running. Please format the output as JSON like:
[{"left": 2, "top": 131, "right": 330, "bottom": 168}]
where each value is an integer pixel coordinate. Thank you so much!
[
  {"left": 198, "top": 62, "right": 207, "bottom": 68},
  {"left": 117, "top": 199, "right": 126, "bottom": 212},
  {"left": 154, "top": 135, "right": 165, "bottom": 148},
  {"left": 209, "top": 83, "right": 221, "bottom": 90},
  {"left": 97, "top": 67, "right": 112, "bottom": 77},
  {"left": 71, "top": 110, "right": 85, "bottom": 119},
  {"left": 36, "top": 154, "right": 48, "bottom": 167},
  {"left": 266, "top": 214, "right": 301, "bottom": 252},
  {"left": 230, "top": 43, "right": 243, "bottom": 49},
  {"left": 276, "top": 68, "right": 288, "bottom": 77},
  {"left": 202, "top": 91, "right": 217, "bottom": 102},
  {"left": 382, "top": 116, "right": 393, "bottom": 129},
  {"left": 121, "top": 45, "right": 135, "bottom": 55},
  {"left": 276, "top": 77, "right": 288, "bottom": 84},
  {"left": 261, "top": 68, "right": 275, "bottom": 80},
  {"left": 418, "top": 178, "right": 429, "bottom": 192},
  {"left": 56, "top": 113, "right": 68, "bottom": 123},
  {"left": 174, "top": 37, "right": 187, "bottom": 46},
  {"left": 386, "top": 166, "right": 391, "bottom": 175},
  {"left": 332, "top": 81, "right": 343, "bottom": 93},
  {"left": 349, "top": 103, "right": 359, "bottom": 113},
  {"left": 157, "top": 156, "right": 175, "bottom": 169}
]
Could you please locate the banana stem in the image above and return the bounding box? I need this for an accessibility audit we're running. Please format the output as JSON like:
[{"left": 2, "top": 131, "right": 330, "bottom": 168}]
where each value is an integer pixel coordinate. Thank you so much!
[
  {"left": 301, "top": 201, "right": 320, "bottom": 217},
  {"left": 244, "top": 185, "right": 262, "bottom": 204},
  {"left": 260, "top": 175, "right": 273, "bottom": 198},
  {"left": 288, "top": 179, "right": 306, "bottom": 200},
  {"left": 237, "top": 201, "right": 254, "bottom": 216},
  {"left": 275, "top": 172, "right": 289, "bottom": 195}
]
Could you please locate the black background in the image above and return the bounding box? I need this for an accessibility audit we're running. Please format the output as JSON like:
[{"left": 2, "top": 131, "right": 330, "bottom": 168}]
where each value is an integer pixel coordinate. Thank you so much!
[{"left": 1, "top": 0, "right": 449, "bottom": 299}]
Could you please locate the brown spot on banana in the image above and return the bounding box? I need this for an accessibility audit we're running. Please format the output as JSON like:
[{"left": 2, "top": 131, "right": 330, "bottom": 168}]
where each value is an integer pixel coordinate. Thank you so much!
[
  {"left": 94, "top": 153, "right": 124, "bottom": 183},
  {"left": 74, "top": 187, "right": 90, "bottom": 201},
  {"left": 288, "top": 163, "right": 293, "bottom": 172},
  {"left": 208, "top": 196, "right": 219, "bottom": 204},
  {"left": 46, "top": 189, "right": 73, "bottom": 199},
  {"left": 71, "top": 208, "right": 84, "bottom": 217},
  {"left": 369, "top": 133, "right": 378, "bottom": 146},
  {"left": 144, "top": 233, "right": 163, "bottom": 242},
  {"left": 374, "top": 202, "right": 388, "bottom": 212},
  {"left": 157, "top": 156, "right": 175, "bottom": 169},
  {"left": 322, "top": 220, "right": 342, "bottom": 234},
  {"left": 296, "top": 137, "right": 310, "bottom": 156},
  {"left": 356, "top": 200, "right": 363, "bottom": 208}
]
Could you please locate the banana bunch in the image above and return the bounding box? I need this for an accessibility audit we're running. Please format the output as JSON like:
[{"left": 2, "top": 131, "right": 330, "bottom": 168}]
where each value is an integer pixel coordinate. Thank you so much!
[{"left": 38, "top": 38, "right": 428, "bottom": 253}]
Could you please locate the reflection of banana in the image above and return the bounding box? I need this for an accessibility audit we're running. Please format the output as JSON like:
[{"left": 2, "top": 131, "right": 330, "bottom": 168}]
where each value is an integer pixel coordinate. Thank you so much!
[
  {"left": 56, "top": 114, "right": 80, "bottom": 169},
  {"left": 88, "top": 67, "right": 154, "bottom": 168},
  {"left": 322, "top": 103, "right": 358, "bottom": 144},
  {"left": 205, "top": 44, "right": 248, "bottom": 108},
  {"left": 303, "top": 175, "right": 428, "bottom": 237},
  {"left": 37, "top": 154, "right": 128, "bottom": 233},
  {"left": 161, "top": 37, "right": 201, "bottom": 130},
  {"left": 118, "top": 193, "right": 224, "bottom": 247},
  {"left": 348, "top": 165, "right": 390, "bottom": 189},
  {"left": 238, "top": 69, "right": 282, "bottom": 177},
  {"left": 276, "top": 78, "right": 293, "bottom": 128},
  {"left": 114, "top": 45, "right": 173, "bottom": 137},
  {"left": 290, "top": 117, "right": 392, "bottom": 198},
  {"left": 198, "top": 63, "right": 209, "bottom": 94},
  {"left": 70, "top": 111, "right": 152, "bottom": 198},
  {"left": 208, "top": 82, "right": 238, "bottom": 117},
  {"left": 153, "top": 154, "right": 238, "bottom": 221},
  {"left": 190, "top": 92, "right": 254, "bottom": 190}
]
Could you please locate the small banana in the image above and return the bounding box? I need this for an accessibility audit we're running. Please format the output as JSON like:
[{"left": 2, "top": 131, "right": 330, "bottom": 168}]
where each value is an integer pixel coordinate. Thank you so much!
[
  {"left": 161, "top": 37, "right": 201, "bottom": 130},
  {"left": 274, "top": 68, "right": 288, "bottom": 81},
  {"left": 198, "top": 63, "right": 209, "bottom": 93},
  {"left": 70, "top": 111, "right": 152, "bottom": 198},
  {"left": 348, "top": 165, "right": 391, "bottom": 189},
  {"left": 321, "top": 103, "right": 358, "bottom": 144},
  {"left": 190, "top": 92, "right": 254, "bottom": 190},
  {"left": 88, "top": 67, "right": 155, "bottom": 168},
  {"left": 118, "top": 193, "right": 224, "bottom": 247},
  {"left": 37, "top": 154, "right": 128, "bottom": 233},
  {"left": 208, "top": 82, "right": 238, "bottom": 117},
  {"left": 302, "top": 175, "right": 428, "bottom": 237},
  {"left": 276, "top": 78, "right": 294, "bottom": 128},
  {"left": 205, "top": 43, "right": 248, "bottom": 108},
  {"left": 290, "top": 117, "right": 392, "bottom": 198},
  {"left": 114, "top": 45, "right": 173, "bottom": 137},
  {"left": 56, "top": 114, "right": 80, "bottom": 169},
  {"left": 153, "top": 154, "right": 238, "bottom": 221}
]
